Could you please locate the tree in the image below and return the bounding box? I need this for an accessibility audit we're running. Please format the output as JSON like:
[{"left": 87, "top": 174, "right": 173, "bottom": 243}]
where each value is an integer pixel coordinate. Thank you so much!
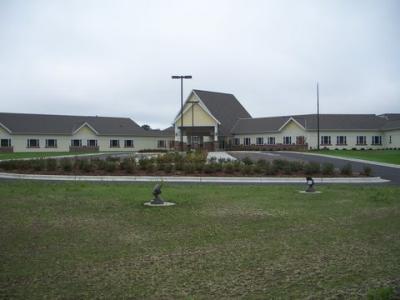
[{"left": 141, "top": 124, "right": 151, "bottom": 131}]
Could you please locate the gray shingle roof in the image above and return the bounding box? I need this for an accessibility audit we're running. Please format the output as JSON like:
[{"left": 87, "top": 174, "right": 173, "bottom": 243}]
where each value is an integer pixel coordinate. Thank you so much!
[
  {"left": 231, "top": 114, "right": 392, "bottom": 134},
  {"left": 193, "top": 90, "right": 252, "bottom": 136},
  {"left": 0, "top": 112, "right": 154, "bottom": 136}
]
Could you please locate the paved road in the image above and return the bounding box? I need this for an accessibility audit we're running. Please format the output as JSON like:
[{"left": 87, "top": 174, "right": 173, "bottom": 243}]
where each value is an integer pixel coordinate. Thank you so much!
[{"left": 229, "top": 151, "right": 400, "bottom": 185}]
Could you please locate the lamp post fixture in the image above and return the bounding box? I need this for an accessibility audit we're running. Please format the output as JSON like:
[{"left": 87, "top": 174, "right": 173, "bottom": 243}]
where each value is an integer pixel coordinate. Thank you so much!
[{"left": 172, "top": 75, "right": 192, "bottom": 151}]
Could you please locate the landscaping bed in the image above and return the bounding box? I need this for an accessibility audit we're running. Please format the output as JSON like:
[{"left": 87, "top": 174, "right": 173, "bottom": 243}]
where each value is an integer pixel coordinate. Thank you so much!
[{"left": 0, "top": 151, "right": 372, "bottom": 177}]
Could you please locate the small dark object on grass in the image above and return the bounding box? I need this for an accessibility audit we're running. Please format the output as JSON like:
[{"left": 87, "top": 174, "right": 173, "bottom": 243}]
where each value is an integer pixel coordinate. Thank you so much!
[
  {"left": 151, "top": 183, "right": 164, "bottom": 205},
  {"left": 305, "top": 177, "right": 316, "bottom": 193}
]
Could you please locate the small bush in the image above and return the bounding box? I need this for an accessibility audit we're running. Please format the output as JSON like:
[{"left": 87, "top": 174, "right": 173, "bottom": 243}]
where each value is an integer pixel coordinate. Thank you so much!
[
  {"left": 233, "top": 161, "right": 242, "bottom": 172},
  {"left": 61, "top": 158, "right": 73, "bottom": 172},
  {"left": 163, "top": 163, "right": 174, "bottom": 174},
  {"left": 224, "top": 163, "right": 235, "bottom": 174},
  {"left": 340, "top": 163, "right": 353, "bottom": 176},
  {"left": 145, "top": 162, "right": 155, "bottom": 173},
  {"left": 95, "top": 159, "right": 107, "bottom": 171},
  {"left": 241, "top": 164, "right": 254, "bottom": 175},
  {"left": 288, "top": 161, "right": 304, "bottom": 173},
  {"left": 363, "top": 165, "right": 372, "bottom": 177},
  {"left": 304, "top": 162, "right": 321, "bottom": 175},
  {"left": 0, "top": 161, "right": 16, "bottom": 170},
  {"left": 321, "top": 163, "right": 334, "bottom": 175},
  {"left": 31, "top": 159, "right": 45, "bottom": 171},
  {"left": 204, "top": 163, "right": 216, "bottom": 174},
  {"left": 183, "top": 163, "right": 195, "bottom": 174},
  {"left": 138, "top": 158, "right": 149, "bottom": 170},
  {"left": 81, "top": 160, "right": 93, "bottom": 173},
  {"left": 272, "top": 159, "right": 289, "bottom": 172},
  {"left": 46, "top": 159, "right": 58, "bottom": 171},
  {"left": 105, "top": 161, "right": 116, "bottom": 173},
  {"left": 242, "top": 156, "right": 253, "bottom": 165}
]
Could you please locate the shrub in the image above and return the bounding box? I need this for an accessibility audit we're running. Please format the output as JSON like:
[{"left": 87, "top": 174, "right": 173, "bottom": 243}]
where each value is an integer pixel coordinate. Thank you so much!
[
  {"left": 233, "top": 161, "right": 242, "bottom": 172},
  {"left": 304, "top": 162, "right": 321, "bottom": 175},
  {"left": 46, "top": 159, "right": 58, "bottom": 171},
  {"left": 105, "top": 161, "right": 116, "bottom": 173},
  {"left": 204, "top": 163, "right": 216, "bottom": 174},
  {"left": 272, "top": 159, "right": 289, "bottom": 172},
  {"left": 242, "top": 156, "right": 253, "bottom": 165},
  {"left": 81, "top": 160, "right": 93, "bottom": 173},
  {"left": 321, "top": 163, "right": 334, "bottom": 175},
  {"left": 223, "top": 162, "right": 235, "bottom": 174},
  {"left": 241, "top": 164, "right": 254, "bottom": 175},
  {"left": 145, "top": 162, "right": 155, "bottom": 173},
  {"left": 32, "top": 159, "right": 45, "bottom": 171},
  {"left": 340, "top": 163, "right": 353, "bottom": 176},
  {"left": 0, "top": 161, "right": 16, "bottom": 170},
  {"left": 184, "top": 163, "right": 195, "bottom": 174},
  {"left": 363, "top": 165, "right": 372, "bottom": 177},
  {"left": 61, "top": 158, "right": 73, "bottom": 172},
  {"left": 15, "top": 160, "right": 32, "bottom": 170},
  {"left": 138, "top": 158, "right": 149, "bottom": 170},
  {"left": 163, "top": 163, "right": 174, "bottom": 174},
  {"left": 125, "top": 160, "right": 137, "bottom": 174},
  {"left": 288, "top": 161, "right": 304, "bottom": 173},
  {"left": 95, "top": 159, "right": 107, "bottom": 171}
]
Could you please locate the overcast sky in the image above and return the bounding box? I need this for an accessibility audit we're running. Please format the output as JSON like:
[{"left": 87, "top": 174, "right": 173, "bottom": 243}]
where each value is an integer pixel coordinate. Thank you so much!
[{"left": 0, "top": 0, "right": 399, "bottom": 129}]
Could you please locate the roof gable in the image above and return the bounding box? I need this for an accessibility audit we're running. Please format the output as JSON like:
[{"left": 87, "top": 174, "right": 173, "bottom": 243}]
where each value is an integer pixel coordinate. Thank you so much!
[{"left": 192, "top": 90, "right": 252, "bottom": 136}]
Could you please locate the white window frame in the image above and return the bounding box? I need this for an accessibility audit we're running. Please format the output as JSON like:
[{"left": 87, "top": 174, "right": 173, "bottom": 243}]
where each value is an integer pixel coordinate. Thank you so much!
[
  {"left": 336, "top": 136, "right": 347, "bottom": 145},
  {"left": 372, "top": 136, "right": 382, "bottom": 145},
  {"left": 0, "top": 139, "right": 11, "bottom": 147},
  {"left": 157, "top": 140, "right": 166, "bottom": 148},
  {"left": 124, "top": 139, "right": 134, "bottom": 148},
  {"left": 233, "top": 138, "right": 240, "bottom": 146},
  {"left": 256, "top": 137, "right": 264, "bottom": 145},
  {"left": 244, "top": 137, "right": 251, "bottom": 146},
  {"left": 356, "top": 136, "right": 366, "bottom": 145},
  {"left": 283, "top": 136, "right": 292, "bottom": 145},
  {"left": 87, "top": 139, "right": 98, "bottom": 147},
  {"left": 267, "top": 137, "right": 275, "bottom": 145},
  {"left": 110, "top": 139, "right": 120, "bottom": 148},
  {"left": 27, "top": 139, "right": 40, "bottom": 148},
  {"left": 321, "top": 136, "right": 331, "bottom": 145},
  {"left": 71, "top": 139, "right": 82, "bottom": 147},
  {"left": 45, "top": 139, "right": 57, "bottom": 148}
]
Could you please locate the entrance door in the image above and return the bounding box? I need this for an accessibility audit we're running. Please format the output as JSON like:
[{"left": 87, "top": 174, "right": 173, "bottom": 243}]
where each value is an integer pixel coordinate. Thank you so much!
[{"left": 191, "top": 136, "right": 202, "bottom": 149}]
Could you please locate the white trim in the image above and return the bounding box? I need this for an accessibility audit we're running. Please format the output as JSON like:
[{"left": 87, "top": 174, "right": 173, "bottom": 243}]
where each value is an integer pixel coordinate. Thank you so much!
[
  {"left": 0, "top": 122, "right": 12, "bottom": 134},
  {"left": 72, "top": 122, "right": 99, "bottom": 135},
  {"left": 278, "top": 117, "right": 306, "bottom": 131}
]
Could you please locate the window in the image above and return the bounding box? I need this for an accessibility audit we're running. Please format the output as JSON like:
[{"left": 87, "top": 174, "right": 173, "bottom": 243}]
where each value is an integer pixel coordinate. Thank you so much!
[
  {"left": 27, "top": 139, "right": 40, "bottom": 148},
  {"left": 233, "top": 138, "right": 240, "bottom": 145},
  {"left": 244, "top": 137, "right": 251, "bottom": 146},
  {"left": 124, "top": 140, "right": 134, "bottom": 148},
  {"left": 157, "top": 140, "right": 166, "bottom": 148},
  {"left": 336, "top": 136, "right": 347, "bottom": 145},
  {"left": 267, "top": 137, "right": 275, "bottom": 145},
  {"left": 1, "top": 139, "right": 11, "bottom": 147},
  {"left": 372, "top": 136, "right": 382, "bottom": 145},
  {"left": 87, "top": 139, "right": 98, "bottom": 147},
  {"left": 321, "top": 136, "right": 331, "bottom": 145},
  {"left": 71, "top": 139, "right": 82, "bottom": 147},
  {"left": 110, "top": 139, "right": 120, "bottom": 148},
  {"left": 389, "top": 136, "right": 392, "bottom": 144},
  {"left": 356, "top": 136, "right": 366, "bottom": 145},
  {"left": 45, "top": 139, "right": 57, "bottom": 148},
  {"left": 256, "top": 137, "right": 264, "bottom": 145},
  {"left": 296, "top": 136, "right": 305, "bottom": 145},
  {"left": 283, "top": 136, "right": 292, "bottom": 145}
]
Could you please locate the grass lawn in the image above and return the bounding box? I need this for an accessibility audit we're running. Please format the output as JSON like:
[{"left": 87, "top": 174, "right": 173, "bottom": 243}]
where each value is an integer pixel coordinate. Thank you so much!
[
  {"left": 1, "top": 182, "right": 399, "bottom": 299},
  {"left": 313, "top": 149, "right": 400, "bottom": 165}
]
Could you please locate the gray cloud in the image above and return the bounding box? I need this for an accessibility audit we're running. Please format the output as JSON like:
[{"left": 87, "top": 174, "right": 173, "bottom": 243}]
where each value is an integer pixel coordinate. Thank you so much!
[{"left": 0, "top": 0, "right": 399, "bottom": 129}]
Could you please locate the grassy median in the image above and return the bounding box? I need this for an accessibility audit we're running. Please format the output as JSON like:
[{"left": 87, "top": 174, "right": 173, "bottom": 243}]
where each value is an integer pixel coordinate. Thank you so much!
[
  {"left": 314, "top": 149, "right": 400, "bottom": 165},
  {"left": 0, "top": 181, "right": 399, "bottom": 298}
]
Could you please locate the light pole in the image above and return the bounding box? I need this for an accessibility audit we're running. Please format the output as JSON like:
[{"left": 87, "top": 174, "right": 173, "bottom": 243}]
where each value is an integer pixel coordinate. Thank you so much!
[{"left": 172, "top": 75, "right": 192, "bottom": 151}]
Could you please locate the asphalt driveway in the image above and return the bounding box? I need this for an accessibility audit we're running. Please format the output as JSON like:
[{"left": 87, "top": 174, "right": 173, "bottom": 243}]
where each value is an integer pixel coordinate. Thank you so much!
[{"left": 229, "top": 151, "right": 400, "bottom": 184}]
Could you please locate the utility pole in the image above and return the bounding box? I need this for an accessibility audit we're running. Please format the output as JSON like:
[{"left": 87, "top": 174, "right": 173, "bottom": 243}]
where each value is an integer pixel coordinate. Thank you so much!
[
  {"left": 317, "top": 82, "right": 320, "bottom": 150},
  {"left": 172, "top": 75, "right": 192, "bottom": 151}
]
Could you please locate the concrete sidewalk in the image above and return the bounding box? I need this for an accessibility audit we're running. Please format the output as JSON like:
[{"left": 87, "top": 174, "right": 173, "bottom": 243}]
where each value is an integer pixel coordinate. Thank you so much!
[{"left": 0, "top": 172, "right": 389, "bottom": 184}]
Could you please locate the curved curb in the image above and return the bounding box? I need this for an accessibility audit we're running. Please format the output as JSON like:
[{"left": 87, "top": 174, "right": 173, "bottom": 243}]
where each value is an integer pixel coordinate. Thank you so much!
[{"left": 0, "top": 172, "right": 390, "bottom": 184}]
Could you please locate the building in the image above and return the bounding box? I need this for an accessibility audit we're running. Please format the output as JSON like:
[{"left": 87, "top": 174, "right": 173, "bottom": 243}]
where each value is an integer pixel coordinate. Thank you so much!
[
  {"left": 0, "top": 113, "right": 174, "bottom": 152},
  {"left": 173, "top": 90, "right": 400, "bottom": 150},
  {"left": 1, "top": 90, "right": 399, "bottom": 152}
]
